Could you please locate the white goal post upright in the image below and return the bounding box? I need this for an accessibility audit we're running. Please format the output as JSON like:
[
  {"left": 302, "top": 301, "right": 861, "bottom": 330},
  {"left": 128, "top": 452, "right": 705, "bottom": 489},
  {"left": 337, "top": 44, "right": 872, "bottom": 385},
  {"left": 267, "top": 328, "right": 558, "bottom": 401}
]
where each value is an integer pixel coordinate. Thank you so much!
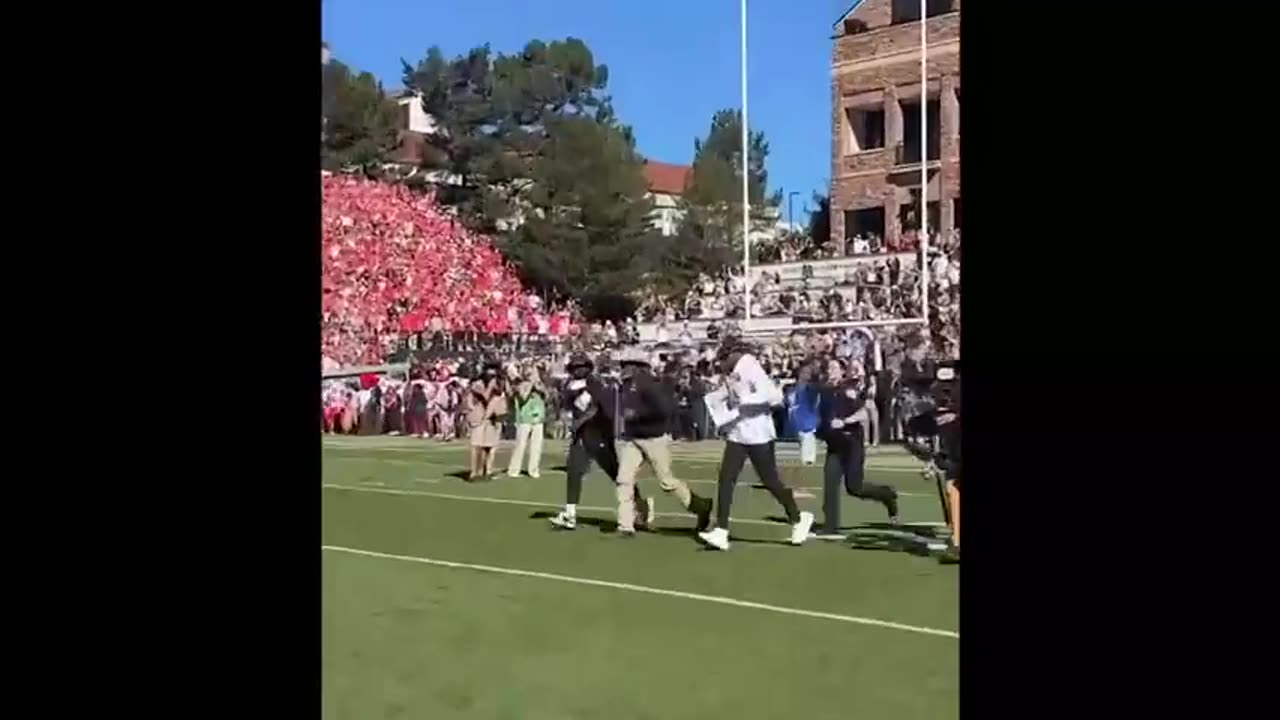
[
  {"left": 919, "top": 0, "right": 930, "bottom": 327},
  {"left": 741, "top": 0, "right": 752, "bottom": 323}
]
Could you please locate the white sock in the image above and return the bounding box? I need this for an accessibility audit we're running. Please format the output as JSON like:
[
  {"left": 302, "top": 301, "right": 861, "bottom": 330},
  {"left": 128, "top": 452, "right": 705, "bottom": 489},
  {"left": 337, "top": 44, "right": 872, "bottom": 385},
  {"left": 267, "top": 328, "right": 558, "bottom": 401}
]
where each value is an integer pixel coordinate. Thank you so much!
[{"left": 565, "top": 504, "right": 577, "bottom": 517}]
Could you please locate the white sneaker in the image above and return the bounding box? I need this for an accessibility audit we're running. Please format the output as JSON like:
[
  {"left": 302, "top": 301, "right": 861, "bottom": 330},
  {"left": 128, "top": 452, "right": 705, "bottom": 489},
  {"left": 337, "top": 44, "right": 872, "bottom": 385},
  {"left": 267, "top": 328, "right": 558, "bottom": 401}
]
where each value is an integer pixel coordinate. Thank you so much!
[
  {"left": 549, "top": 511, "right": 577, "bottom": 530},
  {"left": 698, "top": 527, "right": 731, "bottom": 551},
  {"left": 529, "top": 471, "right": 541, "bottom": 479},
  {"left": 790, "top": 511, "right": 815, "bottom": 545}
]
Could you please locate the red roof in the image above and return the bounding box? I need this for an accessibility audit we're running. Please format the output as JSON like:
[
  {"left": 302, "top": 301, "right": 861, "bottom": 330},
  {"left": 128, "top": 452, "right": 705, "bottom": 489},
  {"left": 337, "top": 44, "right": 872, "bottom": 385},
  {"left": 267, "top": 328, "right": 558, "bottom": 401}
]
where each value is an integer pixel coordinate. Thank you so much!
[{"left": 643, "top": 161, "right": 691, "bottom": 195}]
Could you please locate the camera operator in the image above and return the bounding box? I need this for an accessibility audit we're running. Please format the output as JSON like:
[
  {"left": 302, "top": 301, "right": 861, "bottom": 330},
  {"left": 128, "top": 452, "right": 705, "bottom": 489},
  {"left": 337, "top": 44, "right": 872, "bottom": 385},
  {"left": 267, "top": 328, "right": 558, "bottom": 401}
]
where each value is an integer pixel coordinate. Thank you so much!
[
  {"left": 899, "top": 335, "right": 937, "bottom": 443},
  {"left": 936, "top": 367, "right": 960, "bottom": 564},
  {"left": 814, "top": 358, "right": 900, "bottom": 539}
]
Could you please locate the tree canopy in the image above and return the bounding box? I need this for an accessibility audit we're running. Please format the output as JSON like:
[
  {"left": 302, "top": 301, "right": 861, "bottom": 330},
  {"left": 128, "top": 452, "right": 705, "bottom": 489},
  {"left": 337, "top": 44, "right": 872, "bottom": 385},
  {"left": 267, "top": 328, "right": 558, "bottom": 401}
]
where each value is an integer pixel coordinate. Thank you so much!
[
  {"left": 321, "top": 54, "right": 401, "bottom": 172},
  {"left": 321, "top": 39, "right": 790, "bottom": 317},
  {"left": 807, "top": 192, "right": 832, "bottom": 253},
  {"left": 658, "top": 109, "right": 781, "bottom": 296},
  {"left": 401, "top": 38, "right": 658, "bottom": 317}
]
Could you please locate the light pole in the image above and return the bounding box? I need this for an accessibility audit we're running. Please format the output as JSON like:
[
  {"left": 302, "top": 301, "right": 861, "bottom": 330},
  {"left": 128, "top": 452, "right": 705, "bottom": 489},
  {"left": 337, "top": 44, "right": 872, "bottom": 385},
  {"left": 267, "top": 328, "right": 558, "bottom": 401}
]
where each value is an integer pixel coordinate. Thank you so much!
[
  {"left": 788, "top": 191, "right": 799, "bottom": 231},
  {"left": 741, "top": 0, "right": 751, "bottom": 322}
]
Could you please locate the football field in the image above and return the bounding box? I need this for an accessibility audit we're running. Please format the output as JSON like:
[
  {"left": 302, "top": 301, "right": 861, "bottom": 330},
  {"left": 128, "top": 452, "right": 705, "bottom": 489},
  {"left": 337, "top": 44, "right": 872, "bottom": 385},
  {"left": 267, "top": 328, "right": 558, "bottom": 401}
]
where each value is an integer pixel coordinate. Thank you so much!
[{"left": 322, "top": 436, "right": 959, "bottom": 720}]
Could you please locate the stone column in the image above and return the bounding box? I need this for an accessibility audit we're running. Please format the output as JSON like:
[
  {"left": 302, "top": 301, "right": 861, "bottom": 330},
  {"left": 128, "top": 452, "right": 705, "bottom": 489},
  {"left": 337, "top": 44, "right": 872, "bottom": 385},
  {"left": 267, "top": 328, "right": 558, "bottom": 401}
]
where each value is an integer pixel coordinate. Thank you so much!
[
  {"left": 941, "top": 74, "right": 959, "bottom": 157},
  {"left": 884, "top": 85, "right": 904, "bottom": 154},
  {"left": 831, "top": 77, "right": 846, "bottom": 255},
  {"left": 832, "top": 196, "right": 846, "bottom": 255},
  {"left": 940, "top": 193, "right": 955, "bottom": 234},
  {"left": 884, "top": 192, "right": 901, "bottom": 249}
]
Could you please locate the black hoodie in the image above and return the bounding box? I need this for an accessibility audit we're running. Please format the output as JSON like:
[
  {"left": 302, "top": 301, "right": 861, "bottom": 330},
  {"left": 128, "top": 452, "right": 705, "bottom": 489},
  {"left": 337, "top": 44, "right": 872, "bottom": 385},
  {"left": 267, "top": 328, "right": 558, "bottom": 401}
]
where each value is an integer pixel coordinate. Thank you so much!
[{"left": 618, "top": 369, "right": 673, "bottom": 440}]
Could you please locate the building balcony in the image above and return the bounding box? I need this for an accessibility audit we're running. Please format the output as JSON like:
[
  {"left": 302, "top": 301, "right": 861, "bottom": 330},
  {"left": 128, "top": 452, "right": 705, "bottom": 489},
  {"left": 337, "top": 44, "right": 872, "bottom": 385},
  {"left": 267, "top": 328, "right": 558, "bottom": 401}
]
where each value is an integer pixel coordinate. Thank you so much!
[
  {"left": 893, "top": 143, "right": 940, "bottom": 166},
  {"left": 837, "top": 147, "right": 893, "bottom": 175}
]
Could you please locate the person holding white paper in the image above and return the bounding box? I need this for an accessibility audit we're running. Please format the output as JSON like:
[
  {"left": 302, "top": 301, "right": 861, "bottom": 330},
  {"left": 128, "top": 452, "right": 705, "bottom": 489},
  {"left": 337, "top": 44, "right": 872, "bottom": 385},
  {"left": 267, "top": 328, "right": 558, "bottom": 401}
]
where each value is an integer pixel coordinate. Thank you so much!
[{"left": 697, "top": 343, "right": 813, "bottom": 551}]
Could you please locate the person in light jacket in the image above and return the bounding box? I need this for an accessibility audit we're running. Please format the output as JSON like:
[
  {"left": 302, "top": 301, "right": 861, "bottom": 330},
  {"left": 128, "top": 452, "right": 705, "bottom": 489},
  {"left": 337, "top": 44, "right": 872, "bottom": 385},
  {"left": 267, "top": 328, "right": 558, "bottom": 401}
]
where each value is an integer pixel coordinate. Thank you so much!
[{"left": 506, "top": 368, "right": 547, "bottom": 478}]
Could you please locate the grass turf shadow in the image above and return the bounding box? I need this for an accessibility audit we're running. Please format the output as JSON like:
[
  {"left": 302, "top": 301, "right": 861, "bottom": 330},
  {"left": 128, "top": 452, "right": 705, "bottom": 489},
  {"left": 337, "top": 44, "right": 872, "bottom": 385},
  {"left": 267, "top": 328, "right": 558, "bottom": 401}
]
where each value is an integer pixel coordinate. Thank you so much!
[{"left": 526, "top": 510, "right": 791, "bottom": 547}]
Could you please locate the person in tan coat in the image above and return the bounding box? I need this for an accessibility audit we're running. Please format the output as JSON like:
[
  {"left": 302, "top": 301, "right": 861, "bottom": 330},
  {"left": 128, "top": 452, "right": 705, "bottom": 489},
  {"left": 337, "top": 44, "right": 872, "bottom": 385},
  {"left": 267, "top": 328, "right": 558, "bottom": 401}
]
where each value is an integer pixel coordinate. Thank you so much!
[{"left": 466, "top": 365, "right": 507, "bottom": 481}]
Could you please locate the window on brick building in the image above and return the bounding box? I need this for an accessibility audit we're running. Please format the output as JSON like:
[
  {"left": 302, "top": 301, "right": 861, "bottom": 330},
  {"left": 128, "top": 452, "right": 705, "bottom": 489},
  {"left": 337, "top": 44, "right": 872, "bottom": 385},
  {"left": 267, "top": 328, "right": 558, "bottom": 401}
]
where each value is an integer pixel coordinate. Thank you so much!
[
  {"left": 842, "top": 18, "right": 868, "bottom": 35},
  {"left": 844, "top": 208, "right": 885, "bottom": 240},
  {"left": 845, "top": 108, "right": 885, "bottom": 154},
  {"left": 892, "top": 0, "right": 954, "bottom": 24},
  {"left": 899, "top": 194, "right": 941, "bottom": 234},
  {"left": 901, "top": 99, "right": 940, "bottom": 163}
]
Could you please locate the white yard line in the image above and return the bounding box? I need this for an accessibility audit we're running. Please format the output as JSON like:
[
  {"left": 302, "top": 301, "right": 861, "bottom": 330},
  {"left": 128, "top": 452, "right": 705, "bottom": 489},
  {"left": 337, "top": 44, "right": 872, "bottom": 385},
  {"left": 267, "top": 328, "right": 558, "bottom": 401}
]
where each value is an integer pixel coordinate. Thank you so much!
[
  {"left": 324, "top": 456, "right": 934, "bottom": 498},
  {"left": 321, "top": 483, "right": 944, "bottom": 529},
  {"left": 322, "top": 544, "right": 958, "bottom": 639}
]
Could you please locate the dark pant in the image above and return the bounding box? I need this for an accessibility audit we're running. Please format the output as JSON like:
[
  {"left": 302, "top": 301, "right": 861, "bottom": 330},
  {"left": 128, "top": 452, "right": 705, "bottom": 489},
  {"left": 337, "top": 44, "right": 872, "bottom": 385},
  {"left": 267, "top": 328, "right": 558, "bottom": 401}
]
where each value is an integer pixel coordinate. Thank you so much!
[
  {"left": 821, "top": 430, "right": 898, "bottom": 533},
  {"left": 565, "top": 432, "right": 620, "bottom": 505},
  {"left": 715, "top": 441, "right": 800, "bottom": 528}
]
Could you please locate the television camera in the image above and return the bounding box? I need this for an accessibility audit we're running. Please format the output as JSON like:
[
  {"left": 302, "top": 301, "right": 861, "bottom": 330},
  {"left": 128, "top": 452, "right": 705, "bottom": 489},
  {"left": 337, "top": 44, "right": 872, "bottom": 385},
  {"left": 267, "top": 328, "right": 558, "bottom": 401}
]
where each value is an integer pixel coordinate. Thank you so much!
[{"left": 899, "top": 359, "right": 960, "bottom": 550}]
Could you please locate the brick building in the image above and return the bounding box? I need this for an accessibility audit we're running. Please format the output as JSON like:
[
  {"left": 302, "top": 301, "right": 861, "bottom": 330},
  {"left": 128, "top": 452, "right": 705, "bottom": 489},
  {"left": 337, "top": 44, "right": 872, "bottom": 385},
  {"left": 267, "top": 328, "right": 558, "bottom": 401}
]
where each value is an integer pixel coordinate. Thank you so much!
[{"left": 829, "top": 0, "right": 960, "bottom": 252}]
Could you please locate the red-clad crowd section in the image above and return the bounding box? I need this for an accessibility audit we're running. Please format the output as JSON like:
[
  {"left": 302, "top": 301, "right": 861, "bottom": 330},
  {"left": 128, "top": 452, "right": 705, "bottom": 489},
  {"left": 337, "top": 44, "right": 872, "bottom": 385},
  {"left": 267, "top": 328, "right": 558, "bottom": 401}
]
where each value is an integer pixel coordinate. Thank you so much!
[{"left": 322, "top": 174, "right": 567, "bottom": 366}]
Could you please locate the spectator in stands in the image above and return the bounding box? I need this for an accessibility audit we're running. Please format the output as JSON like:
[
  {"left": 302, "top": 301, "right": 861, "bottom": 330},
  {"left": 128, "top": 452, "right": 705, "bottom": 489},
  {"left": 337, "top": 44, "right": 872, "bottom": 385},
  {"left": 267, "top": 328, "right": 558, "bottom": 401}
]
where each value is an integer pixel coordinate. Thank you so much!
[
  {"left": 678, "top": 321, "right": 694, "bottom": 346},
  {"left": 322, "top": 175, "right": 530, "bottom": 367},
  {"left": 655, "top": 319, "right": 671, "bottom": 344}
]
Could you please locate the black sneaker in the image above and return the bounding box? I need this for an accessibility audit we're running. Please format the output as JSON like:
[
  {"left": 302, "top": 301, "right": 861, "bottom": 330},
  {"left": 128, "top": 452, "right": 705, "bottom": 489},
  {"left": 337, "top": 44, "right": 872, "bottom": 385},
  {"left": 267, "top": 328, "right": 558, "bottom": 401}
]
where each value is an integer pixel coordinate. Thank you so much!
[
  {"left": 691, "top": 496, "right": 713, "bottom": 534},
  {"left": 616, "top": 529, "right": 637, "bottom": 539},
  {"left": 885, "top": 490, "right": 900, "bottom": 520}
]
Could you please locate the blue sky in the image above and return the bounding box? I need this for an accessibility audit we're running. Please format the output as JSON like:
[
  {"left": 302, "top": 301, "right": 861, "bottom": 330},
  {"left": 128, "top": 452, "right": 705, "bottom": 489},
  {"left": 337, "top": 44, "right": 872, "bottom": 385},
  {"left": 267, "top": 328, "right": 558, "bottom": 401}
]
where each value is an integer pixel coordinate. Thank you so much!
[{"left": 322, "top": 0, "right": 854, "bottom": 224}]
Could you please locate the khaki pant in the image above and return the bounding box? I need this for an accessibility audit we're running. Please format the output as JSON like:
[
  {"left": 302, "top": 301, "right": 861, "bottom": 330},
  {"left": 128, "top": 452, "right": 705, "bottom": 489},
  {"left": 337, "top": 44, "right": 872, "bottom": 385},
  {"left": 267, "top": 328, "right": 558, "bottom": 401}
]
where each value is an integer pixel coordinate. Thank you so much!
[
  {"left": 507, "top": 422, "right": 544, "bottom": 477},
  {"left": 615, "top": 434, "right": 693, "bottom": 532}
]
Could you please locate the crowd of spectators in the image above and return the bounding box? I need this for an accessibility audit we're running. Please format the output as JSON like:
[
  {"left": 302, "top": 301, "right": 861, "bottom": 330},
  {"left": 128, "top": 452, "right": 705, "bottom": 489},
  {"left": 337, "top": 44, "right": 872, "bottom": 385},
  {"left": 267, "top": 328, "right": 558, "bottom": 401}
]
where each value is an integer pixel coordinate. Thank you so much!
[
  {"left": 321, "top": 172, "right": 959, "bottom": 370},
  {"left": 628, "top": 229, "right": 959, "bottom": 358},
  {"left": 322, "top": 174, "right": 582, "bottom": 366},
  {"left": 324, "top": 319, "right": 945, "bottom": 448},
  {"left": 756, "top": 227, "right": 932, "bottom": 264}
]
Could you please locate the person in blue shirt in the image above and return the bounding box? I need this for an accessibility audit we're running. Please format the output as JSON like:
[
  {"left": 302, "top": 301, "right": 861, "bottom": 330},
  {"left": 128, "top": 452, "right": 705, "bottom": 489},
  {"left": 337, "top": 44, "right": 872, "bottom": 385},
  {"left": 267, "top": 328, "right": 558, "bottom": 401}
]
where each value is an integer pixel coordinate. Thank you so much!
[{"left": 788, "top": 362, "right": 822, "bottom": 470}]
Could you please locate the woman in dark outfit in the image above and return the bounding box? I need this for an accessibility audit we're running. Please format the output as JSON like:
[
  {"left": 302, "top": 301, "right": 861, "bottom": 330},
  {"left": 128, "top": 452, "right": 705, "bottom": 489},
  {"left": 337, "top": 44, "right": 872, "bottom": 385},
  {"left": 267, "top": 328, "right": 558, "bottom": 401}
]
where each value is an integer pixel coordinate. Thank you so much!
[
  {"left": 815, "top": 358, "right": 900, "bottom": 538},
  {"left": 407, "top": 367, "right": 430, "bottom": 438},
  {"left": 360, "top": 383, "right": 382, "bottom": 436},
  {"left": 383, "top": 382, "right": 403, "bottom": 435}
]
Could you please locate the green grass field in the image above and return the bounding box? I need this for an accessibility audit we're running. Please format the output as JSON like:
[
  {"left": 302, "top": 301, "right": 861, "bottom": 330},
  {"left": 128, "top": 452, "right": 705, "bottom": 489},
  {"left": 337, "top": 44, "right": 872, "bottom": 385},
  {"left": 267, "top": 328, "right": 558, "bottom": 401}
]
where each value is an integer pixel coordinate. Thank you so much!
[{"left": 322, "top": 435, "right": 958, "bottom": 720}]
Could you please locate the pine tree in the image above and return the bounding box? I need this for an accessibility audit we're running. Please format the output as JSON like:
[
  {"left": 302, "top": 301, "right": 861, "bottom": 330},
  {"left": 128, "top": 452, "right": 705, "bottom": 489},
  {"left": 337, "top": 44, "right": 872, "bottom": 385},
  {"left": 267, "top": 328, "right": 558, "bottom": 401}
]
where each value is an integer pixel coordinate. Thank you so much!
[
  {"left": 402, "top": 38, "right": 658, "bottom": 318},
  {"left": 659, "top": 109, "right": 781, "bottom": 295},
  {"left": 321, "top": 53, "right": 401, "bottom": 172}
]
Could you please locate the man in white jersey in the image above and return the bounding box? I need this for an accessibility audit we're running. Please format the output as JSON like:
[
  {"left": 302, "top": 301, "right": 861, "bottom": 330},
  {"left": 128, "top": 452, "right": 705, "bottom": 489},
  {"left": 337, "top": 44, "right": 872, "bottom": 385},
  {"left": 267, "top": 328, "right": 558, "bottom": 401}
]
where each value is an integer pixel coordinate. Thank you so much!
[{"left": 697, "top": 342, "right": 814, "bottom": 551}]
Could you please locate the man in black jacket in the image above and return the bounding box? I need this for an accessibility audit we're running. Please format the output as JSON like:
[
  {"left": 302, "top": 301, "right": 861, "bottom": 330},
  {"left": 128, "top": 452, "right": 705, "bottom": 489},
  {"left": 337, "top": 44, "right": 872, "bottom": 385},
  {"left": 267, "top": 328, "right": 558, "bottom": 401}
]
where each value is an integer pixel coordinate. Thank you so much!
[
  {"left": 613, "top": 347, "right": 713, "bottom": 537},
  {"left": 549, "top": 353, "right": 651, "bottom": 531}
]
